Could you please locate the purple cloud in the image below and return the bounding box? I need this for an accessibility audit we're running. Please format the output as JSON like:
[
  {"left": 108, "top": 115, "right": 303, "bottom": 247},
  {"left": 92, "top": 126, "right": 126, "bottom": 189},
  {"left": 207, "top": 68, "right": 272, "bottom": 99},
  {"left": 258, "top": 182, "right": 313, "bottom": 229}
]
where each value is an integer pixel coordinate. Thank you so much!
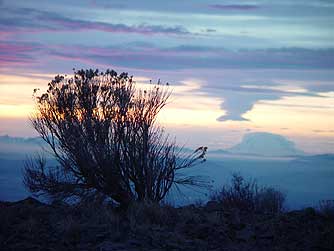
[
  {"left": 0, "top": 7, "right": 190, "bottom": 36},
  {"left": 2, "top": 41, "right": 333, "bottom": 75},
  {"left": 44, "top": 16, "right": 189, "bottom": 35},
  {"left": 2, "top": 41, "right": 333, "bottom": 122},
  {"left": 0, "top": 41, "right": 41, "bottom": 67},
  {"left": 40, "top": 44, "right": 332, "bottom": 122},
  {"left": 45, "top": 44, "right": 334, "bottom": 70}
]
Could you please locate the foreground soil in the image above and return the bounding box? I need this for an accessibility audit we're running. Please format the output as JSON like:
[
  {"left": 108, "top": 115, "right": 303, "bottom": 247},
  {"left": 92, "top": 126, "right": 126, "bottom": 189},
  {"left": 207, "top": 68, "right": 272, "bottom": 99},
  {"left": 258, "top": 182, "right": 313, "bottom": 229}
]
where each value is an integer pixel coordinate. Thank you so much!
[{"left": 1, "top": 197, "right": 333, "bottom": 251}]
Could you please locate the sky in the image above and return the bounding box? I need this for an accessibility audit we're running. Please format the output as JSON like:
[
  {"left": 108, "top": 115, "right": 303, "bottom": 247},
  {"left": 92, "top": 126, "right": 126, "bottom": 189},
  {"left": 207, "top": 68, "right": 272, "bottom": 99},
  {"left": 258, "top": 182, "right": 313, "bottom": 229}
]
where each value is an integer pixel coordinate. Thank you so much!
[{"left": 0, "top": 0, "right": 333, "bottom": 153}]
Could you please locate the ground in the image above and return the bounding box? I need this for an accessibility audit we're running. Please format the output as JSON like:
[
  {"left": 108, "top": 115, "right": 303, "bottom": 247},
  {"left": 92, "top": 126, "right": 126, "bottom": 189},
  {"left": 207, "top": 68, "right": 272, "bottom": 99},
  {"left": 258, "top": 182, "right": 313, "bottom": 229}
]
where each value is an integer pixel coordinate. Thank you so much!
[{"left": 1, "top": 197, "right": 333, "bottom": 251}]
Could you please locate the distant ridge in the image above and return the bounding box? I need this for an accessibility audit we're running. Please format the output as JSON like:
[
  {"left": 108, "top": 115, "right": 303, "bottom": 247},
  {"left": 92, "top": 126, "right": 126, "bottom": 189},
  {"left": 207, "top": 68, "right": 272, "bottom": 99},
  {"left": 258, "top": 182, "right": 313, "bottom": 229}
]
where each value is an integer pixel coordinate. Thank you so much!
[
  {"left": 0, "top": 135, "right": 43, "bottom": 145},
  {"left": 295, "top": 153, "right": 334, "bottom": 162}
]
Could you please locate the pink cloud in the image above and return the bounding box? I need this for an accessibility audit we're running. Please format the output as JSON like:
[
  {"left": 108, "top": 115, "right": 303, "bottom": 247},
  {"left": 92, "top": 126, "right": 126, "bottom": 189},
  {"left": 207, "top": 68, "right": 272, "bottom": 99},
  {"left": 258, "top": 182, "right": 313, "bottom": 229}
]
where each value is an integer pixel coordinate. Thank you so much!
[{"left": 0, "top": 42, "right": 40, "bottom": 67}]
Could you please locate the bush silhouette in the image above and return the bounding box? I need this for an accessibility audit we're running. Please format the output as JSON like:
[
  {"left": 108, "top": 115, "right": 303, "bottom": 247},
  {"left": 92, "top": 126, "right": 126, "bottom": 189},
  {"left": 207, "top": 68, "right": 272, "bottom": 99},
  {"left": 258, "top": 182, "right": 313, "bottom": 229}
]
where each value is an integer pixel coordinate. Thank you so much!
[
  {"left": 211, "top": 173, "right": 285, "bottom": 214},
  {"left": 319, "top": 200, "right": 334, "bottom": 219},
  {"left": 24, "top": 69, "right": 208, "bottom": 208}
]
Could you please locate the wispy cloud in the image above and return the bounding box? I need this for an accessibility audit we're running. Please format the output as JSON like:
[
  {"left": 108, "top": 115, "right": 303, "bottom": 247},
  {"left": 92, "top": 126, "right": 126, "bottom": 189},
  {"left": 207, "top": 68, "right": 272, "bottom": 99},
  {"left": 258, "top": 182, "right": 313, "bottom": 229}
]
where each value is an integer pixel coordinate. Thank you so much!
[
  {"left": 0, "top": 41, "right": 41, "bottom": 67},
  {"left": 1, "top": 2, "right": 333, "bottom": 125},
  {"left": 0, "top": 7, "right": 190, "bottom": 36},
  {"left": 45, "top": 16, "right": 189, "bottom": 35},
  {"left": 216, "top": 86, "right": 324, "bottom": 122},
  {"left": 208, "top": 4, "right": 259, "bottom": 10},
  {"left": 44, "top": 44, "right": 334, "bottom": 70},
  {"left": 2, "top": 39, "right": 332, "bottom": 123}
]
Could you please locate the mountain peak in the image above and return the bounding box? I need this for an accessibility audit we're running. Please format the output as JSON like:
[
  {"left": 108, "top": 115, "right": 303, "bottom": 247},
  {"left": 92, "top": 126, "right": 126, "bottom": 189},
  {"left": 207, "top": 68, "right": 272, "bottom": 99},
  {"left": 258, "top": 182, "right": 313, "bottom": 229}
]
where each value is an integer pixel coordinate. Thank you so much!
[{"left": 227, "top": 132, "right": 304, "bottom": 157}]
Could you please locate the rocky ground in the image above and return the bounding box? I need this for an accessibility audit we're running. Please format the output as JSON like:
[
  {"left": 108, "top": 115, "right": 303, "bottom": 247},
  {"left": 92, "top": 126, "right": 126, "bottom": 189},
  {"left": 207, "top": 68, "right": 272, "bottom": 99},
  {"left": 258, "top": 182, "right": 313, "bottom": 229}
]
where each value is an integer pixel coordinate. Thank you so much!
[{"left": 1, "top": 197, "right": 333, "bottom": 251}]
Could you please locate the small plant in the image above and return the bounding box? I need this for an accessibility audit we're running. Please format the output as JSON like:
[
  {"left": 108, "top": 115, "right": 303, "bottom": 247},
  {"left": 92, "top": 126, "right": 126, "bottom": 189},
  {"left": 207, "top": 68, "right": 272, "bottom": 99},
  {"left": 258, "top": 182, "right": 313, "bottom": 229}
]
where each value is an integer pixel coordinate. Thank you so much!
[
  {"left": 319, "top": 200, "right": 334, "bottom": 219},
  {"left": 256, "top": 187, "right": 285, "bottom": 215},
  {"left": 211, "top": 173, "right": 285, "bottom": 214}
]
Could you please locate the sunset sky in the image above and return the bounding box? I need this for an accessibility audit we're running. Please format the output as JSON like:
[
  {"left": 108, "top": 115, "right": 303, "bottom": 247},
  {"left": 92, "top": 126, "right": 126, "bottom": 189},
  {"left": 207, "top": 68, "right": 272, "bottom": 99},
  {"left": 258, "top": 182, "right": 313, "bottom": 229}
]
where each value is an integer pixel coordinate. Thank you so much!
[{"left": 0, "top": 0, "right": 333, "bottom": 153}]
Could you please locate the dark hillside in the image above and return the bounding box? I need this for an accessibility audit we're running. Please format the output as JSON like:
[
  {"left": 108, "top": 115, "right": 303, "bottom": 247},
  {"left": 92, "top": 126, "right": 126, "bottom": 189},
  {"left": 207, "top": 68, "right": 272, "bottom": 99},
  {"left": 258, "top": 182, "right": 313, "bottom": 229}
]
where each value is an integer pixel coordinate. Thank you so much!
[{"left": 1, "top": 197, "right": 333, "bottom": 251}]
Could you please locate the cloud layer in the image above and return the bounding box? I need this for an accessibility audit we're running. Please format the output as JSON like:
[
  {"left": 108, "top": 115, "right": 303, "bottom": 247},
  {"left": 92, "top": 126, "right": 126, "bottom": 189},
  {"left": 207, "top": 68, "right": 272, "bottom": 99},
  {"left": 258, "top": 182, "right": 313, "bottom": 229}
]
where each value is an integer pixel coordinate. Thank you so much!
[
  {"left": 0, "top": 7, "right": 190, "bottom": 35},
  {"left": 0, "top": 0, "right": 333, "bottom": 125},
  {"left": 208, "top": 4, "right": 259, "bottom": 10}
]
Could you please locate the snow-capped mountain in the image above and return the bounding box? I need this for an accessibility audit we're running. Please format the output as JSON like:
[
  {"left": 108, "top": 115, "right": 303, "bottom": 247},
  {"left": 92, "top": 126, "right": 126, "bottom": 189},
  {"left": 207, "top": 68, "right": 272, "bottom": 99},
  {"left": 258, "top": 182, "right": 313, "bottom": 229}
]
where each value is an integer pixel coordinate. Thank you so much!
[{"left": 226, "top": 132, "right": 305, "bottom": 157}]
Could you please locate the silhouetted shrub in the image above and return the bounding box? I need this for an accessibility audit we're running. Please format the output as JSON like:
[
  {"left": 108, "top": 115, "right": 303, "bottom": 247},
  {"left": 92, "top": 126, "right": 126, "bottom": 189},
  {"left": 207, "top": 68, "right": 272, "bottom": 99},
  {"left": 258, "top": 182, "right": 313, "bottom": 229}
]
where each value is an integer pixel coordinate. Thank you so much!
[
  {"left": 256, "top": 187, "right": 285, "bottom": 214},
  {"left": 319, "top": 200, "right": 334, "bottom": 219},
  {"left": 24, "top": 69, "right": 208, "bottom": 208},
  {"left": 211, "top": 173, "right": 285, "bottom": 214}
]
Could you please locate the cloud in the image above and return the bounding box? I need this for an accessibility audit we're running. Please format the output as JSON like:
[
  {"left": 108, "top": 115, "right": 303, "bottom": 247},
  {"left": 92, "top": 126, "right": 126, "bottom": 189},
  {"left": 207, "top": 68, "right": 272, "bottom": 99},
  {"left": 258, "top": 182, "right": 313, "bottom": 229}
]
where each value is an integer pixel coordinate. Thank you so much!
[
  {"left": 257, "top": 101, "right": 333, "bottom": 109},
  {"left": 317, "top": 0, "right": 334, "bottom": 5},
  {"left": 0, "top": 41, "right": 41, "bottom": 67},
  {"left": 212, "top": 82, "right": 331, "bottom": 122},
  {"left": 88, "top": 0, "right": 126, "bottom": 9},
  {"left": 217, "top": 92, "right": 279, "bottom": 121},
  {"left": 11, "top": 42, "right": 329, "bottom": 122},
  {"left": 1, "top": 41, "right": 333, "bottom": 123},
  {"left": 46, "top": 17, "right": 189, "bottom": 35},
  {"left": 217, "top": 86, "right": 324, "bottom": 121},
  {"left": 86, "top": 1, "right": 260, "bottom": 14},
  {"left": 4, "top": 41, "right": 334, "bottom": 73},
  {"left": 302, "top": 82, "right": 334, "bottom": 93},
  {"left": 208, "top": 4, "right": 259, "bottom": 10},
  {"left": 191, "top": 69, "right": 333, "bottom": 122},
  {"left": 0, "top": 7, "right": 190, "bottom": 36},
  {"left": 313, "top": 130, "right": 326, "bottom": 133},
  {"left": 214, "top": 83, "right": 326, "bottom": 121},
  {"left": 204, "top": 29, "right": 216, "bottom": 33},
  {"left": 217, "top": 85, "right": 321, "bottom": 121},
  {"left": 42, "top": 44, "right": 334, "bottom": 71}
]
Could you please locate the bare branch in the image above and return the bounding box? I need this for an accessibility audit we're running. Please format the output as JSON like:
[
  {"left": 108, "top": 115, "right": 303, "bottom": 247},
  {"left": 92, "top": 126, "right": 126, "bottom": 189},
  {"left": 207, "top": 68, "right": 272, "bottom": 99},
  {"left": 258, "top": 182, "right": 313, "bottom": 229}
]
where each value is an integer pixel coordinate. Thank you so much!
[{"left": 24, "top": 69, "right": 208, "bottom": 207}]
